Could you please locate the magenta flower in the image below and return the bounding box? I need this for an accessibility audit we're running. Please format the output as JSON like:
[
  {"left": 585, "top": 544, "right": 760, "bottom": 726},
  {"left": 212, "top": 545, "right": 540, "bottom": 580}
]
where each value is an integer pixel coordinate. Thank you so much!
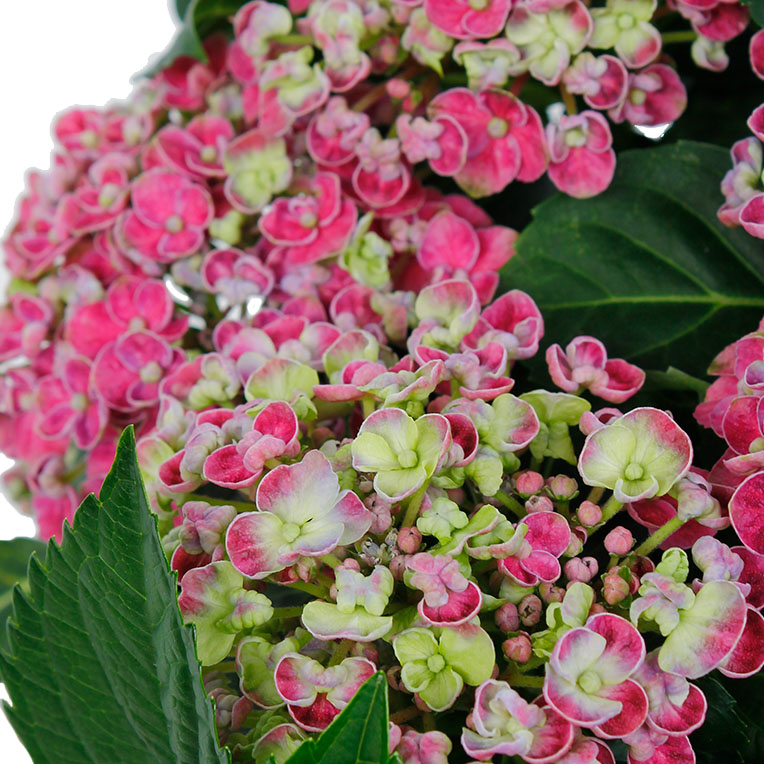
[
  {"left": 395, "top": 730, "right": 452, "bottom": 764},
  {"left": 306, "top": 97, "right": 370, "bottom": 167},
  {"left": 352, "top": 129, "right": 412, "bottom": 209},
  {"left": 719, "top": 605, "right": 764, "bottom": 678},
  {"left": 201, "top": 248, "right": 275, "bottom": 305},
  {"left": 92, "top": 331, "right": 184, "bottom": 412},
  {"left": 36, "top": 357, "right": 107, "bottom": 449},
  {"left": 274, "top": 653, "right": 376, "bottom": 731},
  {"left": 423, "top": 0, "right": 511, "bottom": 40},
  {"left": 546, "top": 335, "right": 644, "bottom": 402},
  {"left": 563, "top": 53, "right": 629, "bottom": 110},
  {"left": 259, "top": 172, "right": 358, "bottom": 265},
  {"left": 202, "top": 401, "right": 301, "bottom": 489},
  {"left": 546, "top": 112, "right": 617, "bottom": 199},
  {"left": 0, "top": 294, "right": 53, "bottom": 362},
  {"left": 544, "top": 613, "right": 648, "bottom": 738},
  {"left": 729, "top": 471, "right": 764, "bottom": 554},
  {"left": 155, "top": 114, "right": 235, "bottom": 178},
  {"left": 119, "top": 169, "right": 214, "bottom": 263},
  {"left": 428, "top": 88, "right": 547, "bottom": 197},
  {"left": 752, "top": 29, "right": 764, "bottom": 79},
  {"left": 461, "top": 679, "right": 574, "bottom": 762},
  {"left": 396, "top": 114, "right": 468, "bottom": 177},
  {"left": 718, "top": 138, "right": 763, "bottom": 229},
  {"left": 609, "top": 65, "right": 687, "bottom": 127},
  {"left": 226, "top": 450, "right": 371, "bottom": 578},
  {"left": 589, "top": 0, "right": 661, "bottom": 69}
]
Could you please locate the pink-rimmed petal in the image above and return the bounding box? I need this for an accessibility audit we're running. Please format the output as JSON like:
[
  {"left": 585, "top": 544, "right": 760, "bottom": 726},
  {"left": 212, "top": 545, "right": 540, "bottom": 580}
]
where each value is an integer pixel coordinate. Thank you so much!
[
  {"left": 729, "top": 471, "right": 764, "bottom": 553},
  {"left": 544, "top": 666, "right": 620, "bottom": 726},
  {"left": 586, "top": 613, "right": 646, "bottom": 684},
  {"left": 521, "top": 549, "right": 561, "bottom": 583},
  {"left": 524, "top": 511, "right": 572, "bottom": 556},
  {"left": 203, "top": 445, "right": 258, "bottom": 489},
  {"left": 592, "top": 679, "right": 648, "bottom": 738},
  {"left": 733, "top": 545, "right": 764, "bottom": 609},
  {"left": 226, "top": 511, "right": 285, "bottom": 579},
  {"left": 418, "top": 580, "right": 482, "bottom": 626},
  {"left": 719, "top": 607, "right": 764, "bottom": 678}
]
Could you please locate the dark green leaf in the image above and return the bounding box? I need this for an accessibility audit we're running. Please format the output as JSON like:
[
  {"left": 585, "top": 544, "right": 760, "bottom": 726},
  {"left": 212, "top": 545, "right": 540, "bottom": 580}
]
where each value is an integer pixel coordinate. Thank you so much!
[
  {"left": 693, "top": 676, "right": 751, "bottom": 764},
  {"left": 0, "top": 427, "right": 231, "bottom": 764},
  {"left": 0, "top": 537, "right": 46, "bottom": 651},
  {"left": 285, "top": 673, "right": 390, "bottom": 764},
  {"left": 175, "top": 0, "right": 194, "bottom": 20},
  {"left": 743, "top": 0, "right": 764, "bottom": 27},
  {"left": 499, "top": 141, "right": 764, "bottom": 376}
]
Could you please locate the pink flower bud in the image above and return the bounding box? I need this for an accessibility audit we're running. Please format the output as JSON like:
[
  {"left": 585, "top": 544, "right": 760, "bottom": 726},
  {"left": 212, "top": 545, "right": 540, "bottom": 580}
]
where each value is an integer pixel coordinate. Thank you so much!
[
  {"left": 539, "top": 583, "right": 565, "bottom": 603},
  {"left": 589, "top": 602, "right": 608, "bottom": 615},
  {"left": 389, "top": 554, "right": 409, "bottom": 580},
  {"left": 577, "top": 500, "right": 602, "bottom": 526},
  {"left": 338, "top": 558, "right": 361, "bottom": 572},
  {"left": 495, "top": 602, "right": 520, "bottom": 632},
  {"left": 565, "top": 533, "right": 584, "bottom": 557},
  {"left": 502, "top": 633, "right": 532, "bottom": 663},
  {"left": 564, "top": 556, "right": 599, "bottom": 583},
  {"left": 525, "top": 495, "right": 554, "bottom": 513},
  {"left": 605, "top": 526, "right": 634, "bottom": 556},
  {"left": 519, "top": 594, "right": 542, "bottom": 627},
  {"left": 386, "top": 78, "right": 411, "bottom": 99},
  {"left": 514, "top": 470, "right": 544, "bottom": 497},
  {"left": 398, "top": 526, "right": 422, "bottom": 554},
  {"left": 603, "top": 572, "right": 630, "bottom": 605},
  {"left": 546, "top": 475, "right": 579, "bottom": 500},
  {"left": 386, "top": 666, "right": 403, "bottom": 691}
]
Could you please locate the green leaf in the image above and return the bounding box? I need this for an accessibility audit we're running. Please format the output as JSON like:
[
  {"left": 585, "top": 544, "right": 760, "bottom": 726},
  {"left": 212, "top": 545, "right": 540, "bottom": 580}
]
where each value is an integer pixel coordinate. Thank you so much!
[
  {"left": 285, "top": 673, "right": 390, "bottom": 764},
  {"left": 499, "top": 141, "right": 764, "bottom": 376},
  {"left": 0, "top": 427, "right": 231, "bottom": 764},
  {"left": 0, "top": 538, "right": 46, "bottom": 651},
  {"left": 743, "top": 0, "right": 764, "bottom": 27}
]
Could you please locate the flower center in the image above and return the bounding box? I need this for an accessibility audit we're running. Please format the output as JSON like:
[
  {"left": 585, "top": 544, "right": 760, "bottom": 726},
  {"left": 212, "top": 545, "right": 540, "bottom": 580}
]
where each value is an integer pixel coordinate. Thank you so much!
[
  {"left": 299, "top": 211, "right": 319, "bottom": 228},
  {"left": 469, "top": 0, "right": 489, "bottom": 8},
  {"left": 487, "top": 117, "right": 509, "bottom": 139},
  {"left": 565, "top": 127, "right": 587, "bottom": 148},
  {"left": 751, "top": 437, "right": 764, "bottom": 453},
  {"left": 98, "top": 184, "right": 119, "bottom": 207},
  {"left": 200, "top": 145, "right": 218, "bottom": 163},
  {"left": 617, "top": 13, "right": 635, "bottom": 29},
  {"left": 427, "top": 654, "right": 446, "bottom": 673},
  {"left": 578, "top": 670, "right": 602, "bottom": 694},
  {"left": 624, "top": 462, "right": 644, "bottom": 481},
  {"left": 629, "top": 89, "right": 647, "bottom": 106},
  {"left": 129, "top": 317, "right": 147, "bottom": 331},
  {"left": 282, "top": 522, "right": 301, "bottom": 543},
  {"left": 398, "top": 449, "right": 419, "bottom": 469},
  {"left": 140, "top": 362, "right": 163, "bottom": 384},
  {"left": 165, "top": 214, "right": 184, "bottom": 233},
  {"left": 80, "top": 129, "right": 99, "bottom": 148},
  {"left": 71, "top": 393, "right": 89, "bottom": 412}
]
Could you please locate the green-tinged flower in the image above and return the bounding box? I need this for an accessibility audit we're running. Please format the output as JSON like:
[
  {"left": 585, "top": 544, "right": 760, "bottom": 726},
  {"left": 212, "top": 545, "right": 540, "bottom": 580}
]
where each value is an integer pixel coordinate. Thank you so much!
[{"left": 520, "top": 390, "right": 591, "bottom": 464}]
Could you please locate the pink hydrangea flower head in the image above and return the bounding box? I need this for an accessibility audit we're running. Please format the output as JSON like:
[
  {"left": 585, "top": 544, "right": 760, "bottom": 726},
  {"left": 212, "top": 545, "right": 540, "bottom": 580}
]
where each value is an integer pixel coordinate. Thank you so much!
[
  {"left": 505, "top": 2, "right": 593, "bottom": 86},
  {"left": 563, "top": 53, "right": 629, "bottom": 110},
  {"left": 274, "top": 653, "right": 376, "bottom": 731},
  {"left": 351, "top": 408, "right": 451, "bottom": 501},
  {"left": 461, "top": 678, "right": 574, "bottom": 762},
  {"left": 578, "top": 408, "right": 693, "bottom": 502},
  {"left": 423, "top": 0, "right": 512, "bottom": 40},
  {"left": 544, "top": 612, "right": 648, "bottom": 738},
  {"left": 428, "top": 88, "right": 548, "bottom": 197},
  {"left": 609, "top": 65, "right": 687, "bottom": 127},
  {"left": 589, "top": 0, "right": 661, "bottom": 69},
  {"left": 260, "top": 172, "right": 358, "bottom": 265},
  {"left": 226, "top": 449, "right": 371, "bottom": 578},
  {"left": 546, "top": 335, "right": 645, "bottom": 400},
  {"left": 222, "top": 129, "right": 292, "bottom": 214}
]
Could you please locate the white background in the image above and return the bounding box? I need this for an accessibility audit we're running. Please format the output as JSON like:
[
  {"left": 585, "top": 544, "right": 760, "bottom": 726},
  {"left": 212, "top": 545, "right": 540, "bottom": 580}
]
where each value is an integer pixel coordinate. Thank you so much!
[{"left": 0, "top": 3, "right": 177, "bottom": 760}]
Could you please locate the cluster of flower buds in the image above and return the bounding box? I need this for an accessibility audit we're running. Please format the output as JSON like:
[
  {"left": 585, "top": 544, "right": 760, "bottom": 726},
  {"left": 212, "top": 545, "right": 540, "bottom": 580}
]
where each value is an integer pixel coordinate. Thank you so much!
[{"left": 2, "top": 3, "right": 764, "bottom": 763}]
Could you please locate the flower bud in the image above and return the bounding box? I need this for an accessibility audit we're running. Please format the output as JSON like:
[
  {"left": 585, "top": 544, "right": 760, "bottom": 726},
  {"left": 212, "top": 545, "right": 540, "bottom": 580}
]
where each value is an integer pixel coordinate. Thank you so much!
[
  {"left": 546, "top": 475, "right": 579, "bottom": 500},
  {"left": 603, "top": 572, "right": 630, "bottom": 605},
  {"left": 386, "top": 78, "right": 411, "bottom": 99},
  {"left": 519, "top": 594, "right": 543, "bottom": 627},
  {"left": 502, "top": 633, "right": 532, "bottom": 663},
  {"left": 525, "top": 495, "right": 554, "bottom": 513},
  {"left": 589, "top": 602, "right": 608, "bottom": 615},
  {"left": 398, "top": 526, "right": 422, "bottom": 554},
  {"left": 539, "top": 583, "right": 565, "bottom": 603},
  {"left": 387, "top": 666, "right": 403, "bottom": 691},
  {"left": 565, "top": 533, "right": 584, "bottom": 557},
  {"left": 514, "top": 470, "right": 545, "bottom": 497},
  {"left": 389, "top": 554, "right": 409, "bottom": 580},
  {"left": 495, "top": 602, "right": 520, "bottom": 632},
  {"left": 577, "top": 500, "right": 602, "bottom": 526},
  {"left": 605, "top": 526, "right": 634, "bottom": 556},
  {"left": 564, "top": 556, "right": 598, "bottom": 583}
]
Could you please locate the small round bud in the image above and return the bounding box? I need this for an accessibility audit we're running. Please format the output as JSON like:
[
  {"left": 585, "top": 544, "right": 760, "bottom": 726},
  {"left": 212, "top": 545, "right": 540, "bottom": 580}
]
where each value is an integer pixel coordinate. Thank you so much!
[
  {"left": 539, "top": 583, "right": 565, "bottom": 603},
  {"left": 502, "top": 633, "right": 532, "bottom": 663},
  {"left": 589, "top": 602, "right": 608, "bottom": 615},
  {"left": 577, "top": 500, "right": 602, "bottom": 527},
  {"left": 603, "top": 573, "right": 631, "bottom": 605},
  {"left": 519, "top": 594, "right": 543, "bottom": 627},
  {"left": 389, "top": 554, "right": 409, "bottom": 580},
  {"left": 525, "top": 495, "right": 554, "bottom": 513},
  {"left": 546, "top": 475, "right": 579, "bottom": 500},
  {"left": 514, "top": 470, "right": 545, "bottom": 497},
  {"left": 397, "top": 526, "right": 422, "bottom": 554},
  {"left": 564, "top": 556, "right": 598, "bottom": 583},
  {"left": 605, "top": 526, "right": 634, "bottom": 556},
  {"left": 495, "top": 602, "right": 520, "bottom": 632},
  {"left": 338, "top": 558, "right": 361, "bottom": 572},
  {"left": 386, "top": 78, "right": 411, "bottom": 99}
]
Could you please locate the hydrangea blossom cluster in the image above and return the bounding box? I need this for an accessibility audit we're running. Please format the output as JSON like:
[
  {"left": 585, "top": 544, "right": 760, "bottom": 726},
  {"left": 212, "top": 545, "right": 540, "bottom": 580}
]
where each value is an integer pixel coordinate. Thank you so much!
[{"left": 3, "top": 4, "right": 764, "bottom": 763}]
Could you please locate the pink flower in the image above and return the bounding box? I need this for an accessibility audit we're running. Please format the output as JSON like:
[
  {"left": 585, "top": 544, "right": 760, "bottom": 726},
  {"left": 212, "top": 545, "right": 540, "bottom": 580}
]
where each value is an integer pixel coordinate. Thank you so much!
[
  {"left": 93, "top": 331, "right": 184, "bottom": 412},
  {"left": 260, "top": 172, "right": 358, "bottom": 265},
  {"left": 718, "top": 137, "right": 763, "bottom": 229},
  {"left": 423, "top": 0, "right": 511, "bottom": 40},
  {"left": 546, "top": 335, "right": 644, "bottom": 402},
  {"left": 729, "top": 471, "right": 764, "bottom": 555},
  {"left": 563, "top": 53, "right": 629, "bottom": 110},
  {"left": 609, "top": 65, "right": 687, "bottom": 127},
  {"left": 352, "top": 129, "right": 412, "bottom": 209},
  {"left": 119, "top": 169, "right": 214, "bottom": 263},
  {"left": 544, "top": 612, "right": 648, "bottom": 738},
  {"left": 546, "top": 111, "right": 616, "bottom": 198},
  {"left": 201, "top": 248, "right": 275, "bottom": 304},
  {"left": 395, "top": 730, "right": 452, "bottom": 764},
  {"left": 0, "top": 294, "right": 54, "bottom": 362},
  {"left": 428, "top": 88, "right": 548, "bottom": 197},
  {"left": 306, "top": 97, "right": 370, "bottom": 166},
  {"left": 396, "top": 114, "right": 468, "bottom": 177},
  {"left": 155, "top": 114, "right": 235, "bottom": 178},
  {"left": 36, "top": 357, "right": 107, "bottom": 449},
  {"left": 752, "top": 29, "right": 764, "bottom": 79}
]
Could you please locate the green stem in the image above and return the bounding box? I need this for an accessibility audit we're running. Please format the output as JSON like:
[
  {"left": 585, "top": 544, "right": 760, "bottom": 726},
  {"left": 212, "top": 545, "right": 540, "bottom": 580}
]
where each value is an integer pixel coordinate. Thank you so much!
[
  {"left": 500, "top": 669, "right": 544, "bottom": 688},
  {"left": 598, "top": 495, "right": 623, "bottom": 527},
  {"left": 328, "top": 638, "right": 353, "bottom": 667},
  {"left": 634, "top": 515, "right": 686, "bottom": 556},
  {"left": 390, "top": 706, "right": 421, "bottom": 724},
  {"left": 271, "top": 33, "right": 314, "bottom": 46},
  {"left": 559, "top": 83, "right": 577, "bottom": 115},
  {"left": 278, "top": 580, "right": 326, "bottom": 599},
  {"left": 400, "top": 484, "right": 427, "bottom": 528},
  {"left": 321, "top": 553, "right": 342, "bottom": 569},
  {"left": 362, "top": 396, "right": 376, "bottom": 419},
  {"left": 271, "top": 606, "right": 305, "bottom": 620},
  {"left": 496, "top": 490, "right": 526, "bottom": 520},
  {"left": 529, "top": 455, "right": 543, "bottom": 471},
  {"left": 661, "top": 30, "right": 697, "bottom": 44},
  {"left": 422, "top": 712, "right": 436, "bottom": 732},
  {"left": 586, "top": 487, "right": 605, "bottom": 504}
]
